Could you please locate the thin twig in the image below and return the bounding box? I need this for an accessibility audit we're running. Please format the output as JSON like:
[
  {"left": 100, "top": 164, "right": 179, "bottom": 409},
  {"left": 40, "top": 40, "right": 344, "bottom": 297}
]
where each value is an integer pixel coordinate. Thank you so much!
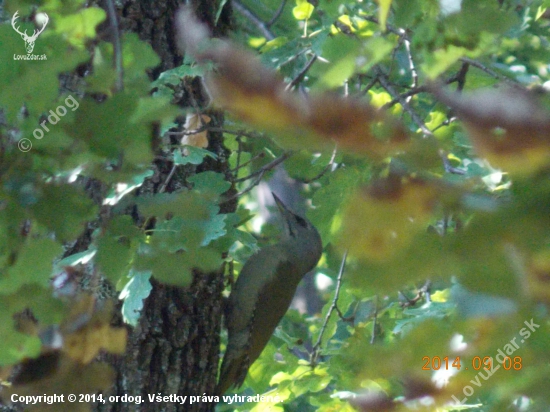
[
  {"left": 387, "top": 31, "right": 405, "bottom": 77},
  {"left": 459, "top": 57, "right": 521, "bottom": 88},
  {"left": 455, "top": 61, "right": 469, "bottom": 92},
  {"left": 105, "top": 0, "right": 123, "bottom": 91},
  {"left": 234, "top": 151, "right": 292, "bottom": 183},
  {"left": 399, "top": 280, "right": 432, "bottom": 307},
  {"left": 370, "top": 297, "right": 378, "bottom": 344},
  {"left": 159, "top": 164, "right": 177, "bottom": 193},
  {"left": 286, "top": 54, "right": 318, "bottom": 90},
  {"left": 301, "top": 145, "right": 338, "bottom": 183},
  {"left": 222, "top": 169, "right": 266, "bottom": 204},
  {"left": 383, "top": 86, "right": 427, "bottom": 107},
  {"left": 167, "top": 126, "right": 262, "bottom": 140},
  {"left": 363, "top": 15, "right": 403, "bottom": 37},
  {"left": 310, "top": 250, "right": 348, "bottom": 367},
  {"left": 382, "top": 65, "right": 469, "bottom": 109},
  {"left": 422, "top": 280, "right": 432, "bottom": 303},
  {"left": 232, "top": 0, "right": 275, "bottom": 40},
  {"left": 235, "top": 135, "right": 243, "bottom": 174},
  {"left": 219, "top": 152, "right": 293, "bottom": 205},
  {"left": 375, "top": 66, "right": 433, "bottom": 136},
  {"left": 401, "top": 28, "right": 418, "bottom": 102},
  {"left": 359, "top": 75, "right": 379, "bottom": 96},
  {"left": 440, "top": 149, "right": 466, "bottom": 175},
  {"left": 231, "top": 151, "right": 266, "bottom": 172},
  {"left": 267, "top": 0, "right": 287, "bottom": 27},
  {"left": 279, "top": 47, "right": 309, "bottom": 69},
  {"left": 207, "top": 126, "right": 264, "bottom": 139},
  {"left": 431, "top": 116, "right": 457, "bottom": 132}
]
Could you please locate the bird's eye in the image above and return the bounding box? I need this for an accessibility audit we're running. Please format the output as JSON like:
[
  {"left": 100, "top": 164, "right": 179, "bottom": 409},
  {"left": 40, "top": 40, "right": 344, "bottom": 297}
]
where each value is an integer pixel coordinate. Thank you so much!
[{"left": 295, "top": 215, "right": 307, "bottom": 228}]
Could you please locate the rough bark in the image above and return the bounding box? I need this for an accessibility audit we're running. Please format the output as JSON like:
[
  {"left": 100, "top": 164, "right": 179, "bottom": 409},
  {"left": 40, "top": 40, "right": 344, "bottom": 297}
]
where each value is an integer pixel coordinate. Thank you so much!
[
  {"left": 90, "top": 1, "right": 234, "bottom": 411},
  {"left": 0, "top": 1, "right": 233, "bottom": 411}
]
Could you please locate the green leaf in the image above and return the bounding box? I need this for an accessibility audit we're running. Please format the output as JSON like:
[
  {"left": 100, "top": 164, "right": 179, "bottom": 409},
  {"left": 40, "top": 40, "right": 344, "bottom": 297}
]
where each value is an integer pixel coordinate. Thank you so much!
[
  {"left": 314, "top": 34, "right": 360, "bottom": 89},
  {"left": 18, "top": 285, "right": 66, "bottom": 324},
  {"left": 134, "top": 190, "right": 225, "bottom": 284},
  {"left": 31, "top": 184, "right": 98, "bottom": 241},
  {"left": 70, "top": 91, "right": 154, "bottom": 166},
  {"left": 224, "top": 211, "right": 259, "bottom": 260},
  {"left": 0, "top": 25, "right": 88, "bottom": 122},
  {"left": 56, "top": 249, "right": 97, "bottom": 268},
  {"left": 137, "top": 191, "right": 211, "bottom": 221},
  {"left": 152, "top": 63, "right": 205, "bottom": 97},
  {"left": 310, "top": 167, "right": 363, "bottom": 244},
  {"left": 121, "top": 33, "right": 161, "bottom": 84},
  {"left": 188, "top": 171, "right": 230, "bottom": 195},
  {"left": 96, "top": 216, "right": 139, "bottom": 284},
  {"left": 0, "top": 238, "right": 62, "bottom": 294},
  {"left": 421, "top": 45, "right": 467, "bottom": 79},
  {"left": 135, "top": 244, "right": 220, "bottom": 286},
  {"left": 201, "top": 214, "right": 227, "bottom": 246},
  {"left": 362, "top": 37, "right": 396, "bottom": 72},
  {"left": 54, "top": 7, "right": 106, "bottom": 48},
  {"left": 0, "top": 302, "right": 41, "bottom": 365},
  {"left": 120, "top": 269, "right": 152, "bottom": 326},
  {"left": 174, "top": 147, "right": 218, "bottom": 166}
]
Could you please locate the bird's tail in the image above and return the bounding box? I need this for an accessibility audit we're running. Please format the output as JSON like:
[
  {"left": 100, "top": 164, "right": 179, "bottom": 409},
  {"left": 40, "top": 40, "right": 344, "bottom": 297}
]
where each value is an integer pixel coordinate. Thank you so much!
[{"left": 216, "top": 350, "right": 248, "bottom": 396}]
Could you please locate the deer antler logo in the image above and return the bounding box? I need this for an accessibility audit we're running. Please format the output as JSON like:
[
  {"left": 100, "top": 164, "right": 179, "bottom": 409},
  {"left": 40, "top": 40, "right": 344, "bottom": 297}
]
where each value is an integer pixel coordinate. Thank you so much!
[{"left": 12, "top": 11, "right": 49, "bottom": 54}]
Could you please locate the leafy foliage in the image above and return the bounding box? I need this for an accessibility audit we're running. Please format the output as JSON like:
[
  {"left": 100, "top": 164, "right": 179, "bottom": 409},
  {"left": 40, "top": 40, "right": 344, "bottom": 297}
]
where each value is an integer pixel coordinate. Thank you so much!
[{"left": 2, "top": 0, "right": 550, "bottom": 411}]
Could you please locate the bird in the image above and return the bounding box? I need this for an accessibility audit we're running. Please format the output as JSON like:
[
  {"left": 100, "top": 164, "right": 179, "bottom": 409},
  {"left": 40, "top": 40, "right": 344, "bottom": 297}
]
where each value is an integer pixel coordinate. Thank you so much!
[{"left": 217, "top": 192, "right": 323, "bottom": 395}]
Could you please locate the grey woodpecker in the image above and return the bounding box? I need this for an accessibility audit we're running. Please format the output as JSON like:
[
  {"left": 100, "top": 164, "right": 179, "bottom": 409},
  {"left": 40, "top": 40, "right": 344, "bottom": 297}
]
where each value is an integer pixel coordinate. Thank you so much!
[{"left": 217, "top": 193, "right": 323, "bottom": 395}]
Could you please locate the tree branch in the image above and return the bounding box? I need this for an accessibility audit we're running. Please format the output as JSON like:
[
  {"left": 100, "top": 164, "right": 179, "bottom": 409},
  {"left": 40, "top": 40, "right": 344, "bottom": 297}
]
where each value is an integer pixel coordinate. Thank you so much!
[
  {"left": 310, "top": 250, "right": 348, "bottom": 368},
  {"left": 232, "top": 0, "right": 275, "bottom": 40},
  {"left": 286, "top": 54, "right": 318, "bottom": 90},
  {"left": 375, "top": 66, "right": 433, "bottom": 136},
  {"left": 459, "top": 57, "right": 522, "bottom": 88},
  {"left": 267, "top": 0, "right": 287, "bottom": 27}
]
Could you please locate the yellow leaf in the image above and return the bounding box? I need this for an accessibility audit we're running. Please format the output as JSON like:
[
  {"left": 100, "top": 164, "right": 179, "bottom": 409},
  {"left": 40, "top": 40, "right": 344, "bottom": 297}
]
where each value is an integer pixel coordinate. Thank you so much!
[
  {"left": 376, "top": 0, "right": 392, "bottom": 32},
  {"left": 293, "top": 0, "right": 314, "bottom": 20},
  {"left": 61, "top": 296, "right": 127, "bottom": 364},
  {"left": 338, "top": 173, "right": 440, "bottom": 261}
]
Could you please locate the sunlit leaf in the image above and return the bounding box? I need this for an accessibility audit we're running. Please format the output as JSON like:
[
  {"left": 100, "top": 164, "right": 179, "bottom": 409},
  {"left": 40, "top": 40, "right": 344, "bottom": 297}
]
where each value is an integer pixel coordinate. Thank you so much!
[
  {"left": 377, "top": 0, "right": 392, "bottom": 31},
  {"left": 293, "top": 0, "right": 315, "bottom": 20}
]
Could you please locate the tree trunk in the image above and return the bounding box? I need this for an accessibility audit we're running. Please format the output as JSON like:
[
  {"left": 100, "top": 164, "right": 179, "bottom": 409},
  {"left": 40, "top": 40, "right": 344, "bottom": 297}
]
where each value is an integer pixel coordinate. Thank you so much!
[{"left": 93, "top": 0, "right": 233, "bottom": 411}]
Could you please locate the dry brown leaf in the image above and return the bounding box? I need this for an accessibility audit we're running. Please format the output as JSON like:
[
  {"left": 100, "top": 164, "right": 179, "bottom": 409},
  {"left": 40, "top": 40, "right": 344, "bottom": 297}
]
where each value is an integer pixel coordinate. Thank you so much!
[
  {"left": 60, "top": 296, "right": 127, "bottom": 364},
  {"left": 525, "top": 250, "right": 550, "bottom": 303},
  {"left": 176, "top": 7, "right": 409, "bottom": 159},
  {"left": 507, "top": 245, "right": 550, "bottom": 304},
  {"left": 181, "top": 113, "right": 211, "bottom": 154},
  {"left": 433, "top": 86, "right": 550, "bottom": 175},
  {"left": 347, "top": 390, "right": 395, "bottom": 411},
  {"left": 4, "top": 356, "right": 115, "bottom": 412}
]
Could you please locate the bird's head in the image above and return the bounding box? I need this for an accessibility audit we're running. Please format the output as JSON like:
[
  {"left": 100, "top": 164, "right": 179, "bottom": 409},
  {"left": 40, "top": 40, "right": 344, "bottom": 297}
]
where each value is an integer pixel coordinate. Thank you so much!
[{"left": 272, "top": 192, "right": 320, "bottom": 243}]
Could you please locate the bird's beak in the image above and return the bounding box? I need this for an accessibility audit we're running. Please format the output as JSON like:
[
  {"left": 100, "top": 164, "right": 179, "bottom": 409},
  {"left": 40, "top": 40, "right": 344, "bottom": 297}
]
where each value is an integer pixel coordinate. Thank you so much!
[
  {"left": 272, "top": 192, "right": 295, "bottom": 234},
  {"left": 272, "top": 192, "right": 290, "bottom": 215}
]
